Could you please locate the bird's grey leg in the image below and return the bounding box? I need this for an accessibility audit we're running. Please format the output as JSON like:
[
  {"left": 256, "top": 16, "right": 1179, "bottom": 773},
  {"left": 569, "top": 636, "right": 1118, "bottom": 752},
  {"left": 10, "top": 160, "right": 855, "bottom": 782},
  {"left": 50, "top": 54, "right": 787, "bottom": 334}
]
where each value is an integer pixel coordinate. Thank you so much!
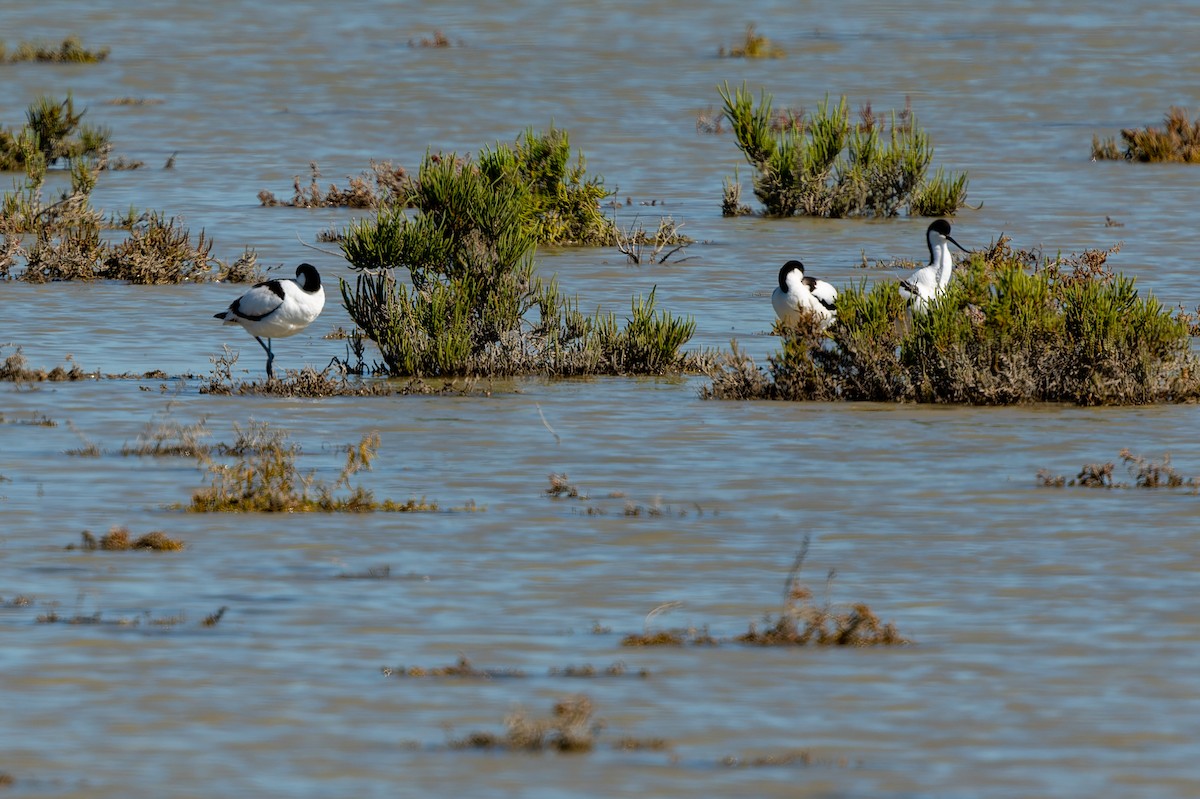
[{"left": 254, "top": 336, "right": 274, "bottom": 379}]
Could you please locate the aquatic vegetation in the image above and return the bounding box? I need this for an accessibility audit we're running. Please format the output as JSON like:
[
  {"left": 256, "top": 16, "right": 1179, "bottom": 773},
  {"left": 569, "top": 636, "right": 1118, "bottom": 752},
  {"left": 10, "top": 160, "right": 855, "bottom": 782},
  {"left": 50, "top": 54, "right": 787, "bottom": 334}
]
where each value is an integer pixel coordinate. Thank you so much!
[
  {"left": 339, "top": 131, "right": 698, "bottom": 377},
  {"left": 620, "top": 543, "right": 906, "bottom": 647},
  {"left": 408, "top": 30, "right": 462, "bottom": 48},
  {"left": 705, "top": 237, "right": 1200, "bottom": 406},
  {"left": 613, "top": 215, "right": 690, "bottom": 264},
  {"left": 200, "top": 349, "right": 460, "bottom": 397},
  {"left": 384, "top": 656, "right": 525, "bottom": 679},
  {"left": 121, "top": 416, "right": 212, "bottom": 457},
  {"left": 718, "top": 83, "right": 969, "bottom": 217},
  {"left": 0, "top": 348, "right": 90, "bottom": 382},
  {"left": 1092, "top": 106, "right": 1200, "bottom": 163},
  {"left": 1, "top": 99, "right": 255, "bottom": 283},
  {"left": 719, "top": 24, "right": 786, "bottom": 59},
  {"left": 621, "top": 627, "right": 719, "bottom": 647},
  {"left": 257, "top": 161, "right": 411, "bottom": 209},
  {"left": 1037, "top": 449, "right": 1200, "bottom": 491},
  {"left": 546, "top": 473, "right": 584, "bottom": 499},
  {"left": 739, "top": 541, "right": 906, "bottom": 647},
  {"left": 67, "top": 527, "right": 185, "bottom": 552},
  {"left": 0, "top": 95, "right": 109, "bottom": 171},
  {"left": 449, "top": 695, "right": 599, "bottom": 753},
  {"left": 1, "top": 36, "right": 109, "bottom": 63},
  {"left": 187, "top": 423, "right": 437, "bottom": 513}
]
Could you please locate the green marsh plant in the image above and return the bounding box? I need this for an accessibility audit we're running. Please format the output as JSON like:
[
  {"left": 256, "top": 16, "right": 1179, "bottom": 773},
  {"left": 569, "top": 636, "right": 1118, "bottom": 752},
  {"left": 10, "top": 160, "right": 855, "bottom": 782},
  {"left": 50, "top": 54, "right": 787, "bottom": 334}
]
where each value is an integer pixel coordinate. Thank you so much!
[
  {"left": 718, "top": 83, "right": 969, "bottom": 217},
  {"left": 339, "top": 129, "right": 697, "bottom": 377},
  {"left": 704, "top": 238, "right": 1200, "bottom": 405}
]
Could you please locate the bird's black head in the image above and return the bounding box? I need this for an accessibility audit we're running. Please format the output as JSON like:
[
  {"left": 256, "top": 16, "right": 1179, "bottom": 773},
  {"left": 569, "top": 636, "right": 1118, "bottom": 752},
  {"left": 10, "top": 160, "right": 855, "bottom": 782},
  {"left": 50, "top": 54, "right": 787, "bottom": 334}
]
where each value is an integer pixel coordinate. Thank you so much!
[
  {"left": 927, "top": 219, "right": 952, "bottom": 238},
  {"left": 778, "top": 260, "right": 805, "bottom": 291},
  {"left": 295, "top": 263, "right": 321, "bottom": 291}
]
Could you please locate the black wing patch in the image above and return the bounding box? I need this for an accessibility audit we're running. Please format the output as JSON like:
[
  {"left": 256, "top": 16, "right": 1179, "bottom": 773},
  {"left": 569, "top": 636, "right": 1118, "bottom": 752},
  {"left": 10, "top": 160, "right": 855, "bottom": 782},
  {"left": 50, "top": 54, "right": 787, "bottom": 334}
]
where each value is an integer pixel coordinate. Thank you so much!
[{"left": 804, "top": 276, "right": 837, "bottom": 312}]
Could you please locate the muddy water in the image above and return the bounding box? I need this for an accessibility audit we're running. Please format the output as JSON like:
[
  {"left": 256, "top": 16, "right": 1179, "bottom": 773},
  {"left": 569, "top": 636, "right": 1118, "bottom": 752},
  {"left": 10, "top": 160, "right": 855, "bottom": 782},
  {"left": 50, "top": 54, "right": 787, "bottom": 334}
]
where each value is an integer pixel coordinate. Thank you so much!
[{"left": 4, "top": 2, "right": 1200, "bottom": 797}]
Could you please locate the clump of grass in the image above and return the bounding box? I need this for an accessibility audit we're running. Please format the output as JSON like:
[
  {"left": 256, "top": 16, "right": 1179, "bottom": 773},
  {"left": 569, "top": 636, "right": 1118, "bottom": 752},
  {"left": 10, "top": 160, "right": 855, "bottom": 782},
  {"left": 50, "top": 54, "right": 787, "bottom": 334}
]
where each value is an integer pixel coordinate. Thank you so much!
[
  {"left": 201, "top": 346, "right": 415, "bottom": 397},
  {"left": 187, "top": 422, "right": 438, "bottom": 513},
  {"left": 613, "top": 215, "right": 690, "bottom": 265},
  {"left": 718, "top": 83, "right": 968, "bottom": 217},
  {"left": 1, "top": 98, "right": 254, "bottom": 284},
  {"left": 337, "top": 564, "right": 392, "bottom": 579},
  {"left": 621, "top": 543, "right": 907, "bottom": 647},
  {"left": 0, "top": 94, "right": 108, "bottom": 172},
  {"left": 257, "top": 161, "right": 412, "bottom": 209},
  {"left": 738, "top": 545, "right": 906, "bottom": 647},
  {"left": 721, "top": 750, "right": 816, "bottom": 768},
  {"left": 407, "top": 30, "right": 462, "bottom": 48},
  {"left": 546, "top": 473, "right": 584, "bottom": 499},
  {"left": 1, "top": 36, "right": 109, "bottom": 63},
  {"left": 383, "top": 656, "right": 525, "bottom": 679},
  {"left": 0, "top": 348, "right": 90, "bottom": 382},
  {"left": 68, "top": 526, "right": 185, "bottom": 551},
  {"left": 339, "top": 129, "right": 699, "bottom": 378},
  {"left": 121, "top": 416, "right": 211, "bottom": 457},
  {"left": 1092, "top": 107, "right": 1200, "bottom": 163},
  {"left": 450, "top": 695, "right": 599, "bottom": 753},
  {"left": 548, "top": 662, "right": 648, "bottom": 678},
  {"left": 1038, "top": 449, "right": 1200, "bottom": 491},
  {"left": 705, "top": 237, "right": 1200, "bottom": 406},
  {"left": 719, "top": 24, "right": 786, "bottom": 59}
]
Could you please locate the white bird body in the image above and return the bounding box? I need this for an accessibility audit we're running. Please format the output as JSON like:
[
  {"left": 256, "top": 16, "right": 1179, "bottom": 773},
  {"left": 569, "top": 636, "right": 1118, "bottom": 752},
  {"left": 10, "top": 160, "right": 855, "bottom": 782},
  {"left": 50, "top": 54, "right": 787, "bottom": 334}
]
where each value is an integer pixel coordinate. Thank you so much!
[
  {"left": 899, "top": 219, "right": 968, "bottom": 314},
  {"left": 771, "top": 260, "right": 838, "bottom": 328},
  {"left": 214, "top": 263, "right": 325, "bottom": 377}
]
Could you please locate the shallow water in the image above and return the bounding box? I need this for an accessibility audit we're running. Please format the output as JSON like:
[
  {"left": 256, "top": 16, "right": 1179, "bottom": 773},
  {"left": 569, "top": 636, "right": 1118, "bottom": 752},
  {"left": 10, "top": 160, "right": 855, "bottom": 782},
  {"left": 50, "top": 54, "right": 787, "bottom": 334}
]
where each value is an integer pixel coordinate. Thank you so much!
[{"left": 4, "top": 2, "right": 1200, "bottom": 797}]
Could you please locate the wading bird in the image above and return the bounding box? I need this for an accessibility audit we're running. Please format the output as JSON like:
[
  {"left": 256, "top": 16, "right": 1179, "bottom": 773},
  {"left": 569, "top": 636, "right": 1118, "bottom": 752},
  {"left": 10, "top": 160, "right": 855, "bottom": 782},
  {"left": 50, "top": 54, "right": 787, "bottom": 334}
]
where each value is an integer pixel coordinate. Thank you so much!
[
  {"left": 771, "top": 260, "right": 838, "bottom": 328},
  {"left": 898, "top": 219, "right": 969, "bottom": 313},
  {"left": 213, "top": 263, "right": 325, "bottom": 378}
]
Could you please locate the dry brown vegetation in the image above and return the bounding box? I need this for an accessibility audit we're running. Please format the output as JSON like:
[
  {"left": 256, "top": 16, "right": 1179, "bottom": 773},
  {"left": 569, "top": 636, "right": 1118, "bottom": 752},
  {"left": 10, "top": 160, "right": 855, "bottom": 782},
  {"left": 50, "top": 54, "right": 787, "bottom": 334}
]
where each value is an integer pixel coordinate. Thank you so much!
[
  {"left": 1037, "top": 449, "right": 1200, "bottom": 491},
  {"left": 199, "top": 346, "right": 475, "bottom": 397},
  {"left": 449, "top": 695, "right": 600, "bottom": 753},
  {"left": 257, "top": 161, "right": 412, "bottom": 208},
  {"left": 186, "top": 422, "right": 439, "bottom": 513},
  {"left": 621, "top": 542, "right": 907, "bottom": 648},
  {"left": 0, "top": 348, "right": 90, "bottom": 382},
  {"left": 66, "top": 526, "right": 185, "bottom": 552},
  {"left": 1093, "top": 106, "right": 1200, "bottom": 162}
]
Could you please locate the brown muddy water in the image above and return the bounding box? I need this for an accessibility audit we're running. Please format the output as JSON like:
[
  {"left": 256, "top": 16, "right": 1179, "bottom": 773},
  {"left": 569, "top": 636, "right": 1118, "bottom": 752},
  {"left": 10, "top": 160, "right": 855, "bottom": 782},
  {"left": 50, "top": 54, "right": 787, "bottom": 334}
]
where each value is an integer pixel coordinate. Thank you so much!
[{"left": 3, "top": 2, "right": 1200, "bottom": 797}]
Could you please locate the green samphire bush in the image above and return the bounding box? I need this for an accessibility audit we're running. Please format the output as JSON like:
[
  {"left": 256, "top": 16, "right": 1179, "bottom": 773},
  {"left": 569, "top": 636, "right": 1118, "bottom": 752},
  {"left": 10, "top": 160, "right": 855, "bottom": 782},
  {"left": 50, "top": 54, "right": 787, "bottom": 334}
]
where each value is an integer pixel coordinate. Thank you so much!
[
  {"left": 704, "top": 239, "right": 1200, "bottom": 406},
  {"left": 339, "top": 128, "right": 697, "bottom": 378},
  {"left": 718, "top": 82, "right": 968, "bottom": 218}
]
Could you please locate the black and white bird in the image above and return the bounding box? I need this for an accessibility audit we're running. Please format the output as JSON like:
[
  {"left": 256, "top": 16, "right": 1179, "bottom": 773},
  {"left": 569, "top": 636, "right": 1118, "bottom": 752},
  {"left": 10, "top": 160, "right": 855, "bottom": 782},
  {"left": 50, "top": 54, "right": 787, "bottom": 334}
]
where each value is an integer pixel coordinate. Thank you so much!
[
  {"left": 771, "top": 260, "right": 838, "bottom": 328},
  {"left": 213, "top": 263, "right": 325, "bottom": 378},
  {"left": 898, "top": 219, "right": 969, "bottom": 313}
]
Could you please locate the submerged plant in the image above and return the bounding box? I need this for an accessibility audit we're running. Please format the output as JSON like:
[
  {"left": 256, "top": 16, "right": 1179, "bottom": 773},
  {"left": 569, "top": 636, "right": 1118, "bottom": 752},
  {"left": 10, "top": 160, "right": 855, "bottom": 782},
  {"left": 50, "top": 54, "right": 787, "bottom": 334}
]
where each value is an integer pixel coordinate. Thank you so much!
[
  {"left": 704, "top": 237, "right": 1200, "bottom": 406},
  {"left": 737, "top": 541, "right": 906, "bottom": 646},
  {"left": 718, "top": 83, "right": 968, "bottom": 217},
  {"left": 719, "top": 24, "right": 786, "bottom": 59},
  {"left": 68, "top": 526, "right": 185, "bottom": 551},
  {"left": 1092, "top": 106, "right": 1200, "bottom": 163},
  {"left": 1038, "top": 449, "right": 1200, "bottom": 491},
  {"left": 449, "top": 695, "right": 600, "bottom": 752},
  {"left": 0, "top": 348, "right": 89, "bottom": 382},
  {"left": 1, "top": 36, "right": 109, "bottom": 63},
  {"left": 187, "top": 422, "right": 437, "bottom": 512}
]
